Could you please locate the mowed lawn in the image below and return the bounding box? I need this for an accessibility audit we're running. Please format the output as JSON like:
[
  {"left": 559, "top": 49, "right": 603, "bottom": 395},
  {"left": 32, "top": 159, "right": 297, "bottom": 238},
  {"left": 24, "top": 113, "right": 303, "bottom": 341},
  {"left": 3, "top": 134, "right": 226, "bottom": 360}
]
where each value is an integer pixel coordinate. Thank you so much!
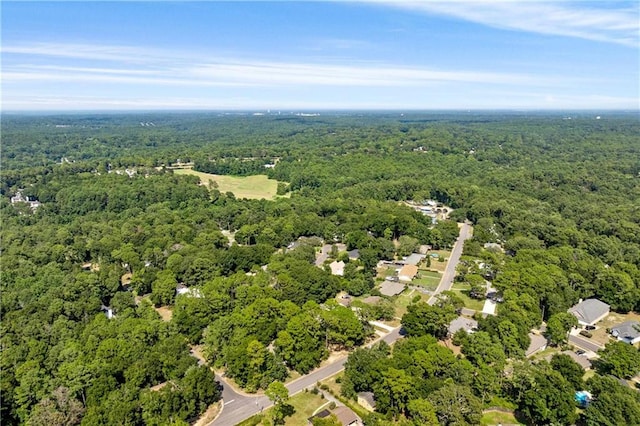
[
  {"left": 413, "top": 269, "right": 441, "bottom": 291},
  {"left": 173, "top": 168, "right": 279, "bottom": 200},
  {"left": 480, "top": 410, "right": 523, "bottom": 425},
  {"left": 237, "top": 391, "right": 328, "bottom": 426}
]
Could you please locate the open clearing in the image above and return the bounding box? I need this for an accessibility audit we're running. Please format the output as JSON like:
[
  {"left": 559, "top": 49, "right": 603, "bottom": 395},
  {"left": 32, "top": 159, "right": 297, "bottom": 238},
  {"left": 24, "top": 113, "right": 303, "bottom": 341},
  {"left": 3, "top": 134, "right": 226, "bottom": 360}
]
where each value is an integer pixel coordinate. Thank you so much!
[
  {"left": 173, "top": 168, "right": 279, "bottom": 200},
  {"left": 480, "top": 409, "right": 523, "bottom": 425}
]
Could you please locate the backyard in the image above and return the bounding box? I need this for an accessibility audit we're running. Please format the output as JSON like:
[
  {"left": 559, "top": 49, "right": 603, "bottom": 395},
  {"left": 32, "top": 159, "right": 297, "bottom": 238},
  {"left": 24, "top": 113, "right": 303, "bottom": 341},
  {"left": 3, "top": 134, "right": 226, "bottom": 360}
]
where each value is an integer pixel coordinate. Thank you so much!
[{"left": 425, "top": 250, "right": 452, "bottom": 273}]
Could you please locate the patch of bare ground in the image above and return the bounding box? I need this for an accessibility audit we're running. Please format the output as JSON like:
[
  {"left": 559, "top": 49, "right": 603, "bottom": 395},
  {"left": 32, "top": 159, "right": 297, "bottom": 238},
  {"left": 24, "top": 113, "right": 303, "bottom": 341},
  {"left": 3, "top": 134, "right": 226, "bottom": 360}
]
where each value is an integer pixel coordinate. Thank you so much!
[
  {"left": 323, "top": 349, "right": 349, "bottom": 366},
  {"left": 150, "top": 382, "right": 168, "bottom": 392},
  {"left": 190, "top": 345, "right": 207, "bottom": 365},
  {"left": 155, "top": 306, "right": 173, "bottom": 322},
  {"left": 439, "top": 339, "right": 462, "bottom": 356},
  {"left": 193, "top": 401, "right": 222, "bottom": 426},
  {"left": 121, "top": 272, "right": 132, "bottom": 286}
]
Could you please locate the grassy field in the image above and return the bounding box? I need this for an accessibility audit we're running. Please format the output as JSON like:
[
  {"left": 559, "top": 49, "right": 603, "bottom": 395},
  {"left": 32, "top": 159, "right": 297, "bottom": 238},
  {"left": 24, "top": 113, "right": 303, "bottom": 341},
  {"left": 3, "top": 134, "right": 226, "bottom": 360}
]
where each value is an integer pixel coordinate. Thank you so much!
[
  {"left": 237, "top": 390, "right": 329, "bottom": 426},
  {"left": 173, "top": 168, "right": 279, "bottom": 200},
  {"left": 480, "top": 410, "right": 523, "bottom": 425}
]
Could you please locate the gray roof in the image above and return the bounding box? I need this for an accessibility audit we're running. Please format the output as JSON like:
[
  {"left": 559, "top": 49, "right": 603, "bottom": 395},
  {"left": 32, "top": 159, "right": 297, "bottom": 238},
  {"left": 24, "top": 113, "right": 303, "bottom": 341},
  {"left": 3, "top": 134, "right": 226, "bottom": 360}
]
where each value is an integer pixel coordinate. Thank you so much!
[
  {"left": 357, "top": 391, "right": 376, "bottom": 407},
  {"left": 378, "top": 280, "right": 405, "bottom": 297},
  {"left": 561, "top": 350, "right": 592, "bottom": 370},
  {"left": 526, "top": 333, "right": 548, "bottom": 357},
  {"left": 448, "top": 316, "right": 478, "bottom": 335},
  {"left": 348, "top": 249, "right": 360, "bottom": 259},
  {"left": 611, "top": 321, "right": 640, "bottom": 341},
  {"left": 361, "top": 296, "right": 382, "bottom": 305},
  {"left": 404, "top": 253, "right": 425, "bottom": 266},
  {"left": 332, "top": 406, "right": 361, "bottom": 426},
  {"left": 568, "top": 299, "right": 610, "bottom": 325}
]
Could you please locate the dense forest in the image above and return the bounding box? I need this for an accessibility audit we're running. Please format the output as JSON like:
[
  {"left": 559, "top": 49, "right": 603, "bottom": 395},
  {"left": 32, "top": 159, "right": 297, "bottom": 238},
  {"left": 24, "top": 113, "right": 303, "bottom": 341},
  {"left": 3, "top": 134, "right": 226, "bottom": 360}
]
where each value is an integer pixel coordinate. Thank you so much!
[{"left": 1, "top": 111, "right": 639, "bottom": 425}]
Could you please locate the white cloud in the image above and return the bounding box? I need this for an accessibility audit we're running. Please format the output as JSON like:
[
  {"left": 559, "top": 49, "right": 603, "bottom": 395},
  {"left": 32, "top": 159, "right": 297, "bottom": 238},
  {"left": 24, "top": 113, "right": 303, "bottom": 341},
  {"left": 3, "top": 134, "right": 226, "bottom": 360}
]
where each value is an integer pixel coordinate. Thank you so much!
[
  {"left": 368, "top": 1, "right": 639, "bottom": 47},
  {"left": 2, "top": 42, "right": 548, "bottom": 88}
]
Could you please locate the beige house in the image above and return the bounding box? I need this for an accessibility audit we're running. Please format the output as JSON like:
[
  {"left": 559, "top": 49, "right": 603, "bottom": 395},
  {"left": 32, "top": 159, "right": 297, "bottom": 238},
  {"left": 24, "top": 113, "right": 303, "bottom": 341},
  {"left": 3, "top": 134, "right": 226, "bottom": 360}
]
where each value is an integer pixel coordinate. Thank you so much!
[
  {"left": 398, "top": 264, "right": 418, "bottom": 282},
  {"left": 357, "top": 392, "right": 376, "bottom": 412}
]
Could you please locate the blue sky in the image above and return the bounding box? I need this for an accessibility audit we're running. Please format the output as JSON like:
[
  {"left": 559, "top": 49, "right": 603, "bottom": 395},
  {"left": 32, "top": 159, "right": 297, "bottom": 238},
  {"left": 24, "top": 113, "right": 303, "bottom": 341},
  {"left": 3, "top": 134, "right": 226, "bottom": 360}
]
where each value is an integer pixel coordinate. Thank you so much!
[{"left": 2, "top": 1, "right": 638, "bottom": 110}]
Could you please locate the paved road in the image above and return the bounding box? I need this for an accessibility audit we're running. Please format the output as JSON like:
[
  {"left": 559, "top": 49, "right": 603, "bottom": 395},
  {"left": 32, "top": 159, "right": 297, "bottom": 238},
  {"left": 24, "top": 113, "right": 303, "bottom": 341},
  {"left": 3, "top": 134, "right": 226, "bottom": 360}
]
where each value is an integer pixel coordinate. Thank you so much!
[
  {"left": 428, "top": 222, "right": 473, "bottom": 305},
  {"left": 210, "top": 327, "right": 403, "bottom": 425},
  {"left": 569, "top": 334, "right": 603, "bottom": 353}
]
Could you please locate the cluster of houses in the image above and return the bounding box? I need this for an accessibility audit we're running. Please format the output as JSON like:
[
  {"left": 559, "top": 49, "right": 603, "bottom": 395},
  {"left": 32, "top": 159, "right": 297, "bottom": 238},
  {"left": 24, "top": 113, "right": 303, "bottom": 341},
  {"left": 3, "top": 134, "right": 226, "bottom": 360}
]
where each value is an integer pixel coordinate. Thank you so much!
[
  {"left": 376, "top": 253, "right": 427, "bottom": 296},
  {"left": 406, "top": 199, "right": 448, "bottom": 224},
  {"left": 10, "top": 190, "right": 41, "bottom": 211},
  {"left": 567, "top": 298, "right": 640, "bottom": 344},
  {"left": 525, "top": 298, "right": 640, "bottom": 366}
]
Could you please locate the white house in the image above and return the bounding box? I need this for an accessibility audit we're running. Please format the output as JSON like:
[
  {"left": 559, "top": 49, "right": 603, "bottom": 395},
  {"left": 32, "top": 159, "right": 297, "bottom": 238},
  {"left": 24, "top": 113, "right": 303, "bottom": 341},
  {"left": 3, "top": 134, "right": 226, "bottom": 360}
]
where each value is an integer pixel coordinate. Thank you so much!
[
  {"left": 330, "top": 260, "right": 345, "bottom": 276},
  {"left": 611, "top": 321, "right": 640, "bottom": 344}
]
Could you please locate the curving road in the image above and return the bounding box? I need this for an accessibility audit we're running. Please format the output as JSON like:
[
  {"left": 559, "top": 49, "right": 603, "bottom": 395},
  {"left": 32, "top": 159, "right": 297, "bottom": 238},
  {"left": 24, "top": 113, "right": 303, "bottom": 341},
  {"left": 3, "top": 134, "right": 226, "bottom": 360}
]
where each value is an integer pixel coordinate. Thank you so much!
[
  {"left": 428, "top": 222, "right": 473, "bottom": 306},
  {"left": 210, "top": 327, "right": 403, "bottom": 425}
]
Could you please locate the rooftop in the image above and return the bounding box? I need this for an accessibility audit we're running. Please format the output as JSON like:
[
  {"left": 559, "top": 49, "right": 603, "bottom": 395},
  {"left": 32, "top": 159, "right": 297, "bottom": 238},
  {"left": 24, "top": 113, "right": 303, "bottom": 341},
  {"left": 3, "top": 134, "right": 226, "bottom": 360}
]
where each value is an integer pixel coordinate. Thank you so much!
[
  {"left": 611, "top": 320, "right": 640, "bottom": 341},
  {"left": 378, "top": 280, "right": 405, "bottom": 297},
  {"left": 568, "top": 299, "right": 610, "bottom": 325}
]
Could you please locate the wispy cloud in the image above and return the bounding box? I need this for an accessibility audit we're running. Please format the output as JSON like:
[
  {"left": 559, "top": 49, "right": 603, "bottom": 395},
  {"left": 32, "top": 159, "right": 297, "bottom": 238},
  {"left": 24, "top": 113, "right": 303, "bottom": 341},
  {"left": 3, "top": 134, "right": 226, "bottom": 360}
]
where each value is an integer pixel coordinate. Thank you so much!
[
  {"left": 368, "top": 1, "right": 639, "bottom": 47},
  {"left": 2, "top": 42, "right": 548, "bottom": 88}
]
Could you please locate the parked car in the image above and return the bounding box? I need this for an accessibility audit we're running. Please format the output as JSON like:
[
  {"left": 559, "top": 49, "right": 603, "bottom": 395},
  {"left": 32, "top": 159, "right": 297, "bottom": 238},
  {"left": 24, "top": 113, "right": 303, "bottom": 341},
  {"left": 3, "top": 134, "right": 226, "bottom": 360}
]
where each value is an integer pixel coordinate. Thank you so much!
[
  {"left": 585, "top": 325, "right": 596, "bottom": 330},
  {"left": 576, "top": 349, "right": 586, "bottom": 356},
  {"left": 579, "top": 330, "right": 593, "bottom": 338}
]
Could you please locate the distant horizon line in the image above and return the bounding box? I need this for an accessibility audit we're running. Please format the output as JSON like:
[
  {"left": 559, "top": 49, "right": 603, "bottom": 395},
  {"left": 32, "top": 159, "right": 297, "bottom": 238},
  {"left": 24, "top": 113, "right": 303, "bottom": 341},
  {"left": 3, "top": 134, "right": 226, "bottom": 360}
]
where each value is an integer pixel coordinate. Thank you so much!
[{"left": 3, "top": 108, "right": 639, "bottom": 115}]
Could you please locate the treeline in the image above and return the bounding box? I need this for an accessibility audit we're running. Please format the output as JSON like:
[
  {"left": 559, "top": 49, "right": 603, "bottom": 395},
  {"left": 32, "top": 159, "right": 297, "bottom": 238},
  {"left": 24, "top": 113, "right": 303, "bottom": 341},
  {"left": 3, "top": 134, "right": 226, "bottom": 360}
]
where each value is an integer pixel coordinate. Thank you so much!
[{"left": 193, "top": 157, "right": 269, "bottom": 176}]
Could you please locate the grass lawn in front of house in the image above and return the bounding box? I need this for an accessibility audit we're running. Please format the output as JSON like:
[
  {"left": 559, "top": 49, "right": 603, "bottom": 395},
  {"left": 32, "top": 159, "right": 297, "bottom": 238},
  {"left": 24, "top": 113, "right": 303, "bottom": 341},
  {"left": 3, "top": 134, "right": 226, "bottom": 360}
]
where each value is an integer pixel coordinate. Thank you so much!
[
  {"left": 321, "top": 373, "right": 343, "bottom": 397},
  {"left": 450, "top": 283, "right": 485, "bottom": 311},
  {"left": 237, "top": 390, "right": 329, "bottom": 426},
  {"left": 411, "top": 276, "right": 440, "bottom": 291},
  {"left": 480, "top": 410, "right": 523, "bottom": 426},
  {"left": 413, "top": 269, "right": 442, "bottom": 290},
  {"left": 394, "top": 290, "right": 424, "bottom": 318}
]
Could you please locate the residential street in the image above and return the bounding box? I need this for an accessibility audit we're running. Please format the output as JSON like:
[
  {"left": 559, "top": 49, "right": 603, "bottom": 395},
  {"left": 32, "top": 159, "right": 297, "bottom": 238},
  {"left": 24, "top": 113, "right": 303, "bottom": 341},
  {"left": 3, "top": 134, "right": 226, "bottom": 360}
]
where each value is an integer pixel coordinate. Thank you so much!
[
  {"left": 209, "top": 223, "right": 471, "bottom": 425},
  {"left": 428, "top": 222, "right": 473, "bottom": 305},
  {"left": 210, "top": 327, "right": 403, "bottom": 425},
  {"left": 569, "top": 333, "right": 603, "bottom": 353}
]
